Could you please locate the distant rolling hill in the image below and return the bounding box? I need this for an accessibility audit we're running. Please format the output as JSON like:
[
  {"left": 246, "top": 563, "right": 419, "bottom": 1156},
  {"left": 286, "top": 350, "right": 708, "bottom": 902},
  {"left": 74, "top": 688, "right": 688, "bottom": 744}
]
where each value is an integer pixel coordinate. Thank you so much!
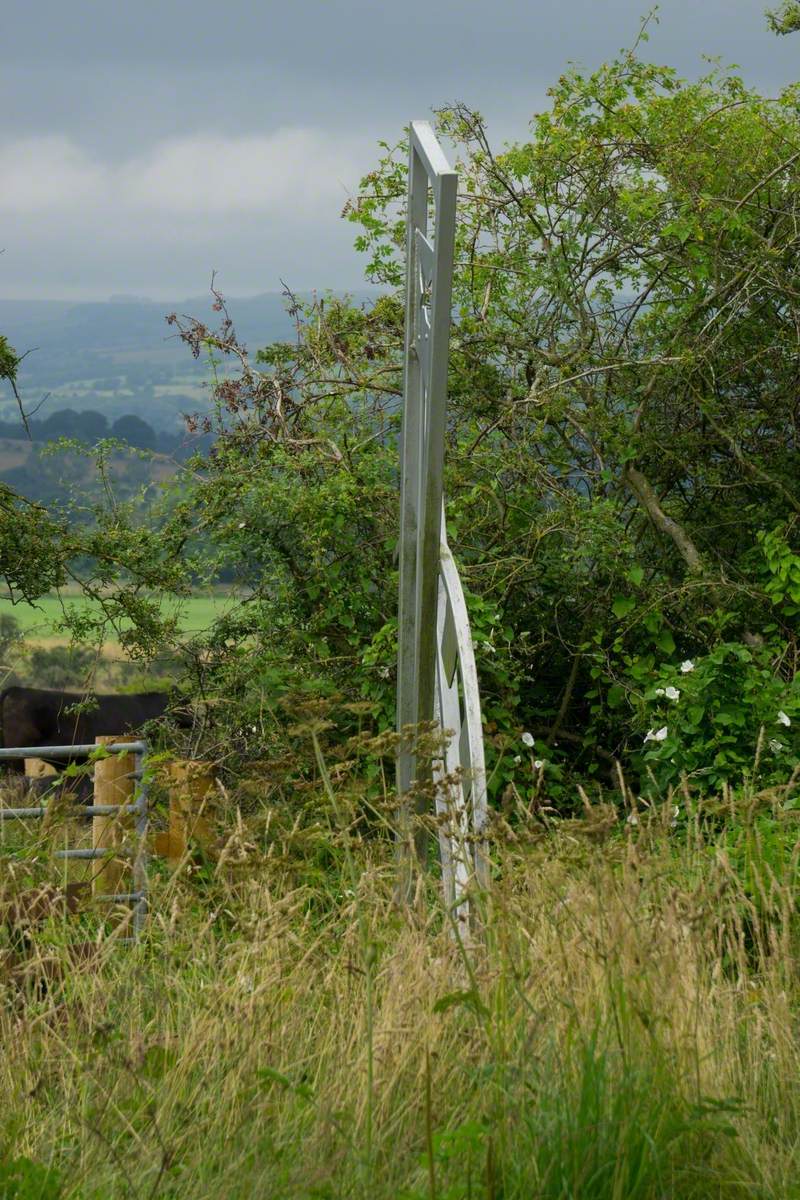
[{"left": 0, "top": 289, "right": 377, "bottom": 432}]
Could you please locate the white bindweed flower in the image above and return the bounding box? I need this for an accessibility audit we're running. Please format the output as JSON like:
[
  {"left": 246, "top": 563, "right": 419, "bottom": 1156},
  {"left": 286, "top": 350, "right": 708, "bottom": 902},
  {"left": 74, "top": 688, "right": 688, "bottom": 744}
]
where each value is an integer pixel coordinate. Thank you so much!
[
  {"left": 644, "top": 726, "right": 668, "bottom": 743},
  {"left": 533, "top": 759, "right": 545, "bottom": 770},
  {"left": 521, "top": 731, "right": 535, "bottom": 747},
  {"left": 238, "top": 521, "right": 246, "bottom": 529},
  {"left": 769, "top": 739, "right": 783, "bottom": 754},
  {"left": 513, "top": 755, "right": 522, "bottom": 765},
  {"left": 680, "top": 660, "right": 695, "bottom": 674},
  {"left": 655, "top": 688, "right": 665, "bottom": 697},
  {"left": 777, "top": 710, "right": 791, "bottom": 727},
  {"left": 664, "top": 686, "right": 680, "bottom": 701}
]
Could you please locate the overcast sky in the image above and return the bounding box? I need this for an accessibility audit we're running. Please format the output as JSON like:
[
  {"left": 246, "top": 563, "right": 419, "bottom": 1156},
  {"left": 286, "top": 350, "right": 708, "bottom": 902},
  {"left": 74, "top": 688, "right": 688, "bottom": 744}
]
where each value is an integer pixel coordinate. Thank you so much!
[{"left": 1, "top": 0, "right": 797, "bottom": 301}]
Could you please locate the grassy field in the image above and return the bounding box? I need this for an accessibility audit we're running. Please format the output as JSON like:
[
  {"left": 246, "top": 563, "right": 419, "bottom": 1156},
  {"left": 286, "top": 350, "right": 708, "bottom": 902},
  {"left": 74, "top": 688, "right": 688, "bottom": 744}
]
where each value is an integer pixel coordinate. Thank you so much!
[
  {"left": 0, "top": 591, "right": 239, "bottom": 643},
  {"left": 0, "top": 763, "right": 798, "bottom": 1199}
]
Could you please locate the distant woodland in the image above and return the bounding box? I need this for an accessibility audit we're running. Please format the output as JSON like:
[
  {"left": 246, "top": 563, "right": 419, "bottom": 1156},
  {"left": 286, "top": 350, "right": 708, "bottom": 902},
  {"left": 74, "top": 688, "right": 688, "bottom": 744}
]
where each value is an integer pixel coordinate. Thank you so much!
[{"left": 0, "top": 292, "right": 334, "bottom": 503}]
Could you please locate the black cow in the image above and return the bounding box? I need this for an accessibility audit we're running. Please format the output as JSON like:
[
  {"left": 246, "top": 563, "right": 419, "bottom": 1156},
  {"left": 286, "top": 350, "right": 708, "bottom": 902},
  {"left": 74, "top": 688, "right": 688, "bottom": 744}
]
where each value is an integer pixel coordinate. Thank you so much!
[{"left": 0, "top": 686, "right": 172, "bottom": 774}]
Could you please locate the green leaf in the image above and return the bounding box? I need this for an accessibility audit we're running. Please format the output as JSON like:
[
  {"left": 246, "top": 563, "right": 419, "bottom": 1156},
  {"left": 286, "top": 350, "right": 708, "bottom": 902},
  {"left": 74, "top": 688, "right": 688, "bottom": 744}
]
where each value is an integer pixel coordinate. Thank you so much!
[
  {"left": 612, "top": 595, "right": 636, "bottom": 619},
  {"left": 715, "top": 710, "right": 742, "bottom": 726},
  {"left": 256, "top": 1067, "right": 314, "bottom": 1101},
  {"left": 656, "top": 630, "right": 676, "bottom": 654},
  {"left": 432, "top": 989, "right": 489, "bottom": 1018}
]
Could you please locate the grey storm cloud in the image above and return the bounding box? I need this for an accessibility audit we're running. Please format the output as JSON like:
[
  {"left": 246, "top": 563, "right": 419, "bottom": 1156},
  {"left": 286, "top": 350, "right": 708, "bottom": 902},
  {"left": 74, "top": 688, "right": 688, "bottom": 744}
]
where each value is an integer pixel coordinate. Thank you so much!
[{"left": 1, "top": 0, "right": 797, "bottom": 299}]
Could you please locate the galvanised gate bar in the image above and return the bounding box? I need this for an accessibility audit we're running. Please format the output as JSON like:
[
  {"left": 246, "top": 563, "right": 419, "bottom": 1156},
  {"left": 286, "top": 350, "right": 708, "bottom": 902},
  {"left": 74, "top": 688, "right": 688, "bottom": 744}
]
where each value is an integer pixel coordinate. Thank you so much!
[
  {"left": 0, "top": 740, "right": 149, "bottom": 940},
  {"left": 397, "top": 121, "right": 489, "bottom": 932}
]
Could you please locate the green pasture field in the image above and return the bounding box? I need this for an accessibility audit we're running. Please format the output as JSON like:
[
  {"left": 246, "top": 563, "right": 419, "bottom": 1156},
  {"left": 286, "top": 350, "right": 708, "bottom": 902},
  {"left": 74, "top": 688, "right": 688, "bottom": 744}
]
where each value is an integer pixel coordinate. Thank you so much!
[{"left": 0, "top": 590, "right": 238, "bottom": 643}]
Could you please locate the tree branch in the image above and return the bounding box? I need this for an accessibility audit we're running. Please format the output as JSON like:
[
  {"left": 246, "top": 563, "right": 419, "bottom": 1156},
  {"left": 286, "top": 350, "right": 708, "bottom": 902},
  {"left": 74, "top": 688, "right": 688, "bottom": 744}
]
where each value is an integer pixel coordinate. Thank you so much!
[{"left": 622, "top": 466, "right": 705, "bottom": 575}]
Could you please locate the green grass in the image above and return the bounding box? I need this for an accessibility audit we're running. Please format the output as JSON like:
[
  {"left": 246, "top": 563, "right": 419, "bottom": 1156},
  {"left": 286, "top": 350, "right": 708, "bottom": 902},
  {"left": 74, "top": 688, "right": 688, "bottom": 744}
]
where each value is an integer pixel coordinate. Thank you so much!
[
  {"left": 0, "top": 774, "right": 798, "bottom": 1199},
  {"left": 0, "top": 591, "right": 238, "bottom": 642}
]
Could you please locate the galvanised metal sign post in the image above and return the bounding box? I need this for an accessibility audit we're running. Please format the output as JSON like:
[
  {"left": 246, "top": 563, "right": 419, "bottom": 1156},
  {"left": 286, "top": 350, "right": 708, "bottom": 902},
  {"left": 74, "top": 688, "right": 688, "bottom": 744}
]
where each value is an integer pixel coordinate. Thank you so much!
[{"left": 397, "top": 121, "right": 489, "bottom": 930}]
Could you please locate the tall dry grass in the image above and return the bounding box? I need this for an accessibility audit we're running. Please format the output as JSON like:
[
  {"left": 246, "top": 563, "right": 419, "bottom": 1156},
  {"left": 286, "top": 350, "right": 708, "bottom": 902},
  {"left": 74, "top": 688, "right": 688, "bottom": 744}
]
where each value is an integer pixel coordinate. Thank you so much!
[{"left": 0, "top": 781, "right": 798, "bottom": 1198}]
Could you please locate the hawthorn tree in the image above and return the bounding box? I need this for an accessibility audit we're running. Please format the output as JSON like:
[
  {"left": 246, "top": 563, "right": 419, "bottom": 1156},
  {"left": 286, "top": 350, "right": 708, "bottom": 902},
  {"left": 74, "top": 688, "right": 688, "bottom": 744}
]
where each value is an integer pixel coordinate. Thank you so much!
[{"left": 103, "top": 49, "right": 797, "bottom": 794}]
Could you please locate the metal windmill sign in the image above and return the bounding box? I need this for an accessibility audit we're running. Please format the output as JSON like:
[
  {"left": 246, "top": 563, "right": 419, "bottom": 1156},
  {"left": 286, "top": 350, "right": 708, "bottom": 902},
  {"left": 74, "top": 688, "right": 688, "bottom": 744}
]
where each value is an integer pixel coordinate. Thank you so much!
[{"left": 396, "top": 121, "right": 489, "bottom": 931}]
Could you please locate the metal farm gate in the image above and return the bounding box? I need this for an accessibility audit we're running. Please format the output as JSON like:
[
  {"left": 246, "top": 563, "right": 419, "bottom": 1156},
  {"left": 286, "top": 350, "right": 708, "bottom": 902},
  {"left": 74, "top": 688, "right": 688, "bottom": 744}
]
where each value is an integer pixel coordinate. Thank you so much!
[
  {"left": 397, "top": 121, "right": 489, "bottom": 932},
  {"left": 0, "top": 740, "right": 149, "bottom": 940}
]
